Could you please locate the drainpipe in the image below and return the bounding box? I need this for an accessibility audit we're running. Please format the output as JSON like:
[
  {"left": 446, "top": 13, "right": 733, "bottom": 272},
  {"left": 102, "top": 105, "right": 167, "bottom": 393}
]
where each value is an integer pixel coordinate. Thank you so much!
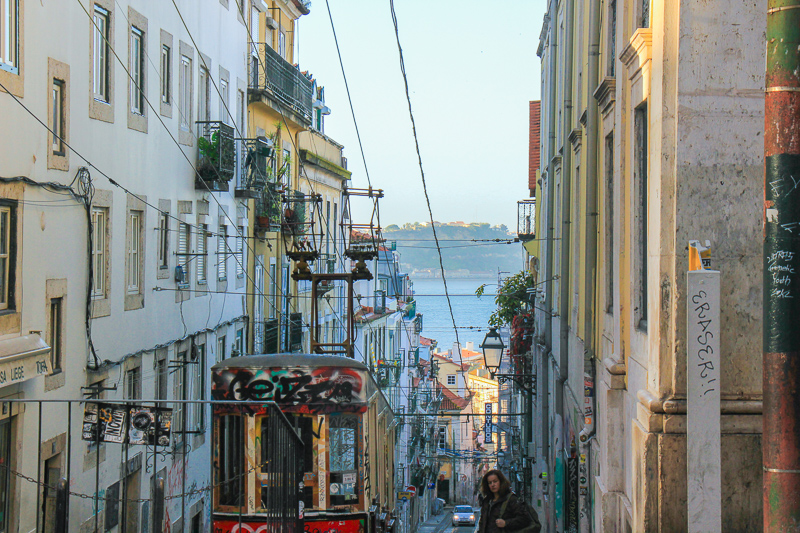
[
  {"left": 558, "top": 0, "right": 576, "bottom": 404},
  {"left": 764, "top": 0, "right": 800, "bottom": 529},
  {"left": 580, "top": 0, "right": 601, "bottom": 526}
]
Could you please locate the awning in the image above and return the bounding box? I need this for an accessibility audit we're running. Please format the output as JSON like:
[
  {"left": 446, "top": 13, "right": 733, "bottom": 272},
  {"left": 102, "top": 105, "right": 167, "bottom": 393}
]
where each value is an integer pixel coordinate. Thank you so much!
[{"left": 0, "top": 334, "right": 51, "bottom": 387}]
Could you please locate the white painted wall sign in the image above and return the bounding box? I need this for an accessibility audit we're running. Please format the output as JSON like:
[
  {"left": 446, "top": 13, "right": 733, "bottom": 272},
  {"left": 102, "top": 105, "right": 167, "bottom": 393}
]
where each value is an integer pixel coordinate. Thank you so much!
[{"left": 686, "top": 270, "right": 721, "bottom": 533}]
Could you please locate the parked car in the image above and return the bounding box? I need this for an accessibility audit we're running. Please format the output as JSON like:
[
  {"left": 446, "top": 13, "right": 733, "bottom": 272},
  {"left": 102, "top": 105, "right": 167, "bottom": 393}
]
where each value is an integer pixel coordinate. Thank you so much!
[
  {"left": 452, "top": 505, "right": 476, "bottom": 526},
  {"left": 433, "top": 498, "right": 446, "bottom": 515}
]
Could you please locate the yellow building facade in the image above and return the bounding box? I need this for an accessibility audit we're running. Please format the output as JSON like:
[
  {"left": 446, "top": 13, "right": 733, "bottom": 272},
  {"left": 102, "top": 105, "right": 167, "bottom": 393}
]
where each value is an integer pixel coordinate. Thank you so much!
[{"left": 532, "top": 0, "right": 764, "bottom": 530}]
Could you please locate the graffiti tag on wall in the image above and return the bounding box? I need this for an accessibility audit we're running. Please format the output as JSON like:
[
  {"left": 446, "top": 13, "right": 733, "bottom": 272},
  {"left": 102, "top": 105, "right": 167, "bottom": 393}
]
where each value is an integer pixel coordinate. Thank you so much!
[{"left": 212, "top": 366, "right": 367, "bottom": 411}]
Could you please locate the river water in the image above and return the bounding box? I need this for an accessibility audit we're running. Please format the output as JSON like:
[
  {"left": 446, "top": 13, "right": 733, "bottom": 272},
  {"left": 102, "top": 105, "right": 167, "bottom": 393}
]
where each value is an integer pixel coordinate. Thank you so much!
[{"left": 411, "top": 277, "right": 498, "bottom": 353}]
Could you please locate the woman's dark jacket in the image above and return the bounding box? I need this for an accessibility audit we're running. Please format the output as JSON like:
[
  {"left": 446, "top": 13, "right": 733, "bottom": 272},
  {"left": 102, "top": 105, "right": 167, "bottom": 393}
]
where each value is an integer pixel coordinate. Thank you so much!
[{"left": 477, "top": 491, "right": 530, "bottom": 533}]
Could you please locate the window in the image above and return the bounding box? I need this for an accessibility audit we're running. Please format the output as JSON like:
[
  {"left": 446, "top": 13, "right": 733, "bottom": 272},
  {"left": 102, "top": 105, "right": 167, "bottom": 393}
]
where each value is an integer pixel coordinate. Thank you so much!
[
  {"left": 0, "top": 417, "right": 13, "bottom": 531},
  {"left": 217, "top": 225, "right": 227, "bottom": 281},
  {"left": 640, "top": 0, "right": 650, "bottom": 28},
  {"left": 278, "top": 30, "right": 286, "bottom": 59},
  {"left": 92, "top": 5, "right": 109, "bottom": 102},
  {"left": 0, "top": 0, "right": 19, "bottom": 72},
  {"left": 196, "top": 223, "right": 207, "bottom": 284},
  {"left": 605, "top": 134, "right": 614, "bottom": 312},
  {"left": 91, "top": 207, "right": 107, "bottom": 298},
  {"left": 220, "top": 78, "right": 229, "bottom": 124},
  {"left": 51, "top": 79, "right": 65, "bottom": 155},
  {"left": 438, "top": 426, "right": 446, "bottom": 449},
  {"left": 217, "top": 335, "right": 226, "bottom": 362},
  {"left": 608, "top": 0, "right": 617, "bottom": 77},
  {"left": 0, "top": 205, "right": 13, "bottom": 311},
  {"left": 126, "top": 366, "right": 141, "bottom": 400},
  {"left": 217, "top": 415, "right": 244, "bottom": 506},
  {"left": 446, "top": 374, "right": 456, "bottom": 386},
  {"left": 49, "top": 297, "right": 63, "bottom": 373},
  {"left": 329, "top": 416, "right": 358, "bottom": 506},
  {"left": 130, "top": 27, "right": 144, "bottom": 115},
  {"left": 236, "top": 226, "right": 244, "bottom": 278},
  {"left": 177, "top": 222, "right": 190, "bottom": 287},
  {"left": 634, "top": 105, "right": 648, "bottom": 327},
  {"left": 160, "top": 44, "right": 170, "bottom": 104},
  {"left": 190, "top": 344, "right": 205, "bottom": 432},
  {"left": 234, "top": 328, "right": 243, "bottom": 356},
  {"left": 154, "top": 355, "right": 167, "bottom": 400},
  {"left": 173, "top": 350, "right": 186, "bottom": 446},
  {"left": 179, "top": 54, "right": 192, "bottom": 131},
  {"left": 198, "top": 66, "right": 209, "bottom": 122},
  {"left": 268, "top": 262, "right": 276, "bottom": 319},
  {"left": 127, "top": 211, "right": 142, "bottom": 294},
  {"left": 158, "top": 212, "right": 169, "bottom": 269}
]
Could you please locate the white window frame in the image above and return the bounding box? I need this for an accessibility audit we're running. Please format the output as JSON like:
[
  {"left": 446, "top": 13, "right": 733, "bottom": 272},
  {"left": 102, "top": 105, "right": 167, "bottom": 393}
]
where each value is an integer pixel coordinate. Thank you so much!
[
  {"left": 198, "top": 65, "right": 209, "bottom": 122},
  {"left": 236, "top": 226, "right": 244, "bottom": 278},
  {"left": 196, "top": 223, "right": 208, "bottom": 285},
  {"left": 130, "top": 26, "right": 144, "bottom": 115},
  {"left": 446, "top": 374, "right": 456, "bottom": 386},
  {"left": 0, "top": 0, "right": 20, "bottom": 73},
  {"left": 217, "top": 224, "right": 227, "bottom": 281},
  {"left": 0, "top": 206, "right": 11, "bottom": 311},
  {"left": 158, "top": 212, "right": 169, "bottom": 269},
  {"left": 91, "top": 207, "right": 107, "bottom": 298},
  {"left": 160, "top": 44, "right": 170, "bottom": 104},
  {"left": 127, "top": 211, "right": 142, "bottom": 294},
  {"left": 51, "top": 79, "right": 65, "bottom": 155},
  {"left": 177, "top": 222, "right": 190, "bottom": 287},
  {"left": 92, "top": 5, "right": 110, "bottom": 102},
  {"left": 220, "top": 78, "right": 229, "bottom": 125},
  {"left": 179, "top": 54, "right": 192, "bottom": 131}
]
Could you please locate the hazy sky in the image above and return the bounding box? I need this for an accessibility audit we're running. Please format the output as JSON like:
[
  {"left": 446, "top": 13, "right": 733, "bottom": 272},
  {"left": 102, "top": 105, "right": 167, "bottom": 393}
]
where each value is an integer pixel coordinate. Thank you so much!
[{"left": 296, "top": 0, "right": 546, "bottom": 231}]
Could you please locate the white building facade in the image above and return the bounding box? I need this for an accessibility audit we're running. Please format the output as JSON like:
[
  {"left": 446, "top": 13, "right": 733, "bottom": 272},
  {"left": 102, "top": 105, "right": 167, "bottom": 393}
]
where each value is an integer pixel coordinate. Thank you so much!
[{"left": 0, "top": 0, "right": 249, "bottom": 529}]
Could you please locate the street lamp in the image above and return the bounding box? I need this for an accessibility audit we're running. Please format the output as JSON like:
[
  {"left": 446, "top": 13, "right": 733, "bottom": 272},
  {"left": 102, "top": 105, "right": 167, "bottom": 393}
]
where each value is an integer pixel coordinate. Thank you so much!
[
  {"left": 480, "top": 327, "right": 505, "bottom": 376},
  {"left": 480, "top": 328, "right": 537, "bottom": 395}
]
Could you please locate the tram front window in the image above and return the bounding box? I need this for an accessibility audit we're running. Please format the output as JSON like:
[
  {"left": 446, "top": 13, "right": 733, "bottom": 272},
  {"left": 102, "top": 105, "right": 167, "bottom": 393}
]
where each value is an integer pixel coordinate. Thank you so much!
[
  {"left": 218, "top": 415, "right": 245, "bottom": 507},
  {"left": 329, "top": 415, "right": 358, "bottom": 506}
]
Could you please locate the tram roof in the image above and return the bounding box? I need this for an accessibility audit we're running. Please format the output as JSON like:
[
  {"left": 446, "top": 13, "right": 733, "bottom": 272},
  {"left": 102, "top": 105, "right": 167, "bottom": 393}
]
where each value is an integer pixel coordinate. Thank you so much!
[{"left": 211, "top": 353, "right": 369, "bottom": 372}]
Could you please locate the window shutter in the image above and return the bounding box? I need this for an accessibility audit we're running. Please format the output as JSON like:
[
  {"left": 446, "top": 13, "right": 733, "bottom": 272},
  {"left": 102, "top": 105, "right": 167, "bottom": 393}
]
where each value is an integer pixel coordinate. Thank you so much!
[
  {"left": 218, "top": 225, "right": 227, "bottom": 281},
  {"left": 178, "top": 223, "right": 190, "bottom": 284},
  {"left": 197, "top": 224, "right": 207, "bottom": 283}
]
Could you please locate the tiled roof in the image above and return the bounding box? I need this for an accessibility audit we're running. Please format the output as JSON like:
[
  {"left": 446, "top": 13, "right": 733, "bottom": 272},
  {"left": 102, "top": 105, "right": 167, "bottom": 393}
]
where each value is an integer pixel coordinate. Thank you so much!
[
  {"left": 436, "top": 382, "right": 470, "bottom": 410},
  {"left": 419, "top": 336, "right": 435, "bottom": 346}
]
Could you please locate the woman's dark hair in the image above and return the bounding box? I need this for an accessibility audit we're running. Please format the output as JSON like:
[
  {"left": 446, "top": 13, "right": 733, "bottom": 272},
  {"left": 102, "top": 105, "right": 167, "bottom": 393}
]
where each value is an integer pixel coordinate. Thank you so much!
[{"left": 480, "top": 469, "right": 511, "bottom": 497}]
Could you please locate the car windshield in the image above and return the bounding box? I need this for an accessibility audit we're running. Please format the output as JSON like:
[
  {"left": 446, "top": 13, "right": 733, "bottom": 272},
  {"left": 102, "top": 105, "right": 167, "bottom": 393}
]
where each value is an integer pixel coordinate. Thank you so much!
[{"left": 455, "top": 506, "right": 473, "bottom": 513}]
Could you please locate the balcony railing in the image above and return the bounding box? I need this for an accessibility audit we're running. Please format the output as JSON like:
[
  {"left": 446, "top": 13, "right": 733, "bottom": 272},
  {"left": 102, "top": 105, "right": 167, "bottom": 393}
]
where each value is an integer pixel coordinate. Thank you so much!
[
  {"left": 235, "top": 137, "right": 274, "bottom": 199},
  {"left": 255, "top": 182, "right": 283, "bottom": 232},
  {"left": 196, "top": 121, "right": 235, "bottom": 192},
  {"left": 517, "top": 199, "right": 536, "bottom": 241},
  {"left": 250, "top": 43, "right": 313, "bottom": 124}
]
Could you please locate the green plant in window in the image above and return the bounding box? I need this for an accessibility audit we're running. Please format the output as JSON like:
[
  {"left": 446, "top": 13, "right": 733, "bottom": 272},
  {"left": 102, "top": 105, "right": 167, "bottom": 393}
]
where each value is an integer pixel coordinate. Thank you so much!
[{"left": 198, "top": 130, "right": 228, "bottom": 181}]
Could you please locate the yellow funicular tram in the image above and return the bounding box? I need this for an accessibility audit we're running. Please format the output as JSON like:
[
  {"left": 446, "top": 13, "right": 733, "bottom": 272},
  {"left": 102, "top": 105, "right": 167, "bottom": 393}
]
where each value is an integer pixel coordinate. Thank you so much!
[{"left": 211, "top": 354, "right": 396, "bottom": 533}]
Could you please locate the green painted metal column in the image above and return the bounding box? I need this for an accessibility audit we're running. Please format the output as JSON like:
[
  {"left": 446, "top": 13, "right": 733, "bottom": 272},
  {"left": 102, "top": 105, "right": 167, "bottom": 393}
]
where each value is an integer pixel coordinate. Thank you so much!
[{"left": 764, "top": 1, "right": 800, "bottom": 530}]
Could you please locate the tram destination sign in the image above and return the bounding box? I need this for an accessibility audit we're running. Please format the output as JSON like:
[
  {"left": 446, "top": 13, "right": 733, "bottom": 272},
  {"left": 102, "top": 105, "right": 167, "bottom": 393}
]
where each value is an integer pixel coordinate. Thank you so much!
[{"left": 82, "top": 403, "right": 173, "bottom": 445}]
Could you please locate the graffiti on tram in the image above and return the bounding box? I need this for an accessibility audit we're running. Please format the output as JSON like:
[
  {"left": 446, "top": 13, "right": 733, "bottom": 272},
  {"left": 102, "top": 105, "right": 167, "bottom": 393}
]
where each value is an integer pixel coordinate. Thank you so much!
[
  {"left": 212, "top": 366, "right": 367, "bottom": 411},
  {"left": 213, "top": 517, "right": 365, "bottom": 533}
]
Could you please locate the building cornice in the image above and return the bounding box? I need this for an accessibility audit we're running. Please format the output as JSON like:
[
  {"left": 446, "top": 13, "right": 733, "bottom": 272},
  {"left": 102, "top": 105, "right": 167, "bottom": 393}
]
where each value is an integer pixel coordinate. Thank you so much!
[
  {"left": 620, "top": 28, "right": 653, "bottom": 72},
  {"left": 593, "top": 77, "right": 617, "bottom": 117}
]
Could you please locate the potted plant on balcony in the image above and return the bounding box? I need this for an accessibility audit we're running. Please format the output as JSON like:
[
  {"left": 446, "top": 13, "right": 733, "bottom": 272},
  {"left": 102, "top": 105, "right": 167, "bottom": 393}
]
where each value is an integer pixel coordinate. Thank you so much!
[{"left": 197, "top": 130, "right": 228, "bottom": 182}]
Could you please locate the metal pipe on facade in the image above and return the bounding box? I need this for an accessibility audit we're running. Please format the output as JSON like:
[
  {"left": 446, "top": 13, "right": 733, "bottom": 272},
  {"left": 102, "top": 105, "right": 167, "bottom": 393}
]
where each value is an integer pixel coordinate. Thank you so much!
[{"left": 764, "top": 1, "right": 800, "bottom": 529}]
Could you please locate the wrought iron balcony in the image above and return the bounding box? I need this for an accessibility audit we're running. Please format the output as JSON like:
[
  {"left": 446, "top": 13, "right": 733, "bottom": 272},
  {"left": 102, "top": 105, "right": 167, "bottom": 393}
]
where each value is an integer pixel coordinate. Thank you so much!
[
  {"left": 517, "top": 199, "right": 536, "bottom": 241},
  {"left": 316, "top": 253, "right": 336, "bottom": 274},
  {"left": 235, "top": 137, "right": 274, "bottom": 199},
  {"left": 255, "top": 182, "right": 283, "bottom": 232},
  {"left": 250, "top": 43, "right": 313, "bottom": 125},
  {"left": 195, "top": 121, "right": 235, "bottom": 192}
]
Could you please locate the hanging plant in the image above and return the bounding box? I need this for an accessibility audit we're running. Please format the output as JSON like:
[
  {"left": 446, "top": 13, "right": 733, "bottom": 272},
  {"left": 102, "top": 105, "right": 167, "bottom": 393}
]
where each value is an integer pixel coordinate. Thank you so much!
[{"left": 476, "top": 270, "right": 534, "bottom": 327}]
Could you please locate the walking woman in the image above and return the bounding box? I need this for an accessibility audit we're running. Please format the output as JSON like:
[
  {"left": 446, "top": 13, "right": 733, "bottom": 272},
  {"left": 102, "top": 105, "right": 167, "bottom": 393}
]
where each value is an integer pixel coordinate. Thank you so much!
[{"left": 477, "top": 470, "right": 541, "bottom": 533}]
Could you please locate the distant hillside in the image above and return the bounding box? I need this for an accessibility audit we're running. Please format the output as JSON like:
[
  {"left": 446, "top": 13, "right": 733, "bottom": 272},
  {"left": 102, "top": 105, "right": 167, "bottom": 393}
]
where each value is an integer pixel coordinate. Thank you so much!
[{"left": 383, "top": 222, "right": 522, "bottom": 275}]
